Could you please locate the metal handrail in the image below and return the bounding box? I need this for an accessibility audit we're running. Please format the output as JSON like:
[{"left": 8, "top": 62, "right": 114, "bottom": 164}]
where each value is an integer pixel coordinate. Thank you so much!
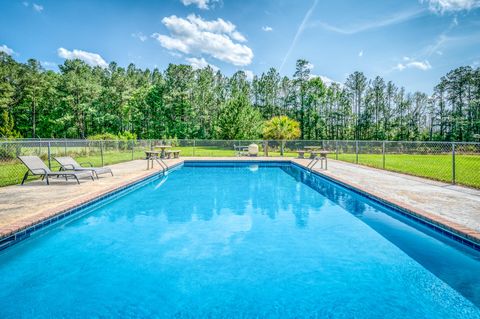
[
  {"left": 307, "top": 156, "right": 325, "bottom": 171},
  {"left": 154, "top": 157, "right": 168, "bottom": 175}
]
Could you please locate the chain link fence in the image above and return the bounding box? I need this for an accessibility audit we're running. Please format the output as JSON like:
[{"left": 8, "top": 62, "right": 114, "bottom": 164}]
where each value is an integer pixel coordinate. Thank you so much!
[{"left": 1, "top": 139, "right": 479, "bottom": 188}]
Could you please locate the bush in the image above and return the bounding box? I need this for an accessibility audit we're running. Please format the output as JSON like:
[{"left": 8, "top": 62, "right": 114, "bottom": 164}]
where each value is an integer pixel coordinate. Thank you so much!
[
  {"left": 117, "top": 131, "right": 137, "bottom": 141},
  {"left": 87, "top": 133, "right": 118, "bottom": 141}
]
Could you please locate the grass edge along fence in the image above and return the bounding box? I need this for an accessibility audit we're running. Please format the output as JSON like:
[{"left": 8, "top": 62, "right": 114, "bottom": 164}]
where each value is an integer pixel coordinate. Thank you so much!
[{"left": 0, "top": 139, "right": 479, "bottom": 188}]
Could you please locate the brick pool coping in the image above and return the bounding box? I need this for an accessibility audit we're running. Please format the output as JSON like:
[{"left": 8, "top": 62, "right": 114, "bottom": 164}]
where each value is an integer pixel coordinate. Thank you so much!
[{"left": 0, "top": 157, "right": 479, "bottom": 250}]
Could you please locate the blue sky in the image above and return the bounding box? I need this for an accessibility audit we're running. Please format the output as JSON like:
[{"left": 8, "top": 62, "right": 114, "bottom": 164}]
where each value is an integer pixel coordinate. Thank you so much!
[{"left": 1, "top": 0, "right": 479, "bottom": 93}]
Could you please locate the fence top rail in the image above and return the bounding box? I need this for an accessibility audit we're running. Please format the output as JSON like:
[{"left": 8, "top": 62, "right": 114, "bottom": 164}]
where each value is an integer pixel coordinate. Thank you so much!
[{"left": 1, "top": 139, "right": 480, "bottom": 146}]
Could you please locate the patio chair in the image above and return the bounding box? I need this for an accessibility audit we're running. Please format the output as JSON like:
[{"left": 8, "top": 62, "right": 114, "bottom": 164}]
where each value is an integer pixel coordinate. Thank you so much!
[
  {"left": 54, "top": 156, "right": 113, "bottom": 179},
  {"left": 18, "top": 156, "right": 94, "bottom": 185},
  {"left": 234, "top": 144, "right": 249, "bottom": 157}
]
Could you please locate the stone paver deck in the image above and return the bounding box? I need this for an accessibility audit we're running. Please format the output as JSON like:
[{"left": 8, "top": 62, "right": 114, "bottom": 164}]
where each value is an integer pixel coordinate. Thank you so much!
[{"left": 0, "top": 156, "right": 479, "bottom": 244}]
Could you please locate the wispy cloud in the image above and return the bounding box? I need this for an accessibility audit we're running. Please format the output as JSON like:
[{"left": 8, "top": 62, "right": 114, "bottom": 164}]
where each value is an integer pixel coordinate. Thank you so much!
[
  {"left": 32, "top": 3, "right": 43, "bottom": 12},
  {"left": 358, "top": 50, "right": 363, "bottom": 57},
  {"left": 262, "top": 26, "right": 273, "bottom": 32},
  {"left": 394, "top": 57, "right": 432, "bottom": 71},
  {"left": 280, "top": 0, "right": 319, "bottom": 72},
  {"left": 132, "top": 32, "right": 147, "bottom": 42},
  {"left": 420, "top": 17, "right": 460, "bottom": 57},
  {"left": 388, "top": 16, "right": 465, "bottom": 73},
  {"left": 313, "top": 8, "right": 425, "bottom": 35}
]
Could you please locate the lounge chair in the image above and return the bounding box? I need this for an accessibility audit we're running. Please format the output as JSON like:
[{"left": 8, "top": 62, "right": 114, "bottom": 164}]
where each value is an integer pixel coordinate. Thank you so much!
[
  {"left": 18, "top": 156, "right": 94, "bottom": 185},
  {"left": 54, "top": 156, "right": 113, "bottom": 179}
]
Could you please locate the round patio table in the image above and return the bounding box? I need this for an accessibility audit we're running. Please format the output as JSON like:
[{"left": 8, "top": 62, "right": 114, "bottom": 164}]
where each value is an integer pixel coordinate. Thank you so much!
[
  {"left": 153, "top": 145, "right": 172, "bottom": 158},
  {"left": 304, "top": 146, "right": 324, "bottom": 158}
]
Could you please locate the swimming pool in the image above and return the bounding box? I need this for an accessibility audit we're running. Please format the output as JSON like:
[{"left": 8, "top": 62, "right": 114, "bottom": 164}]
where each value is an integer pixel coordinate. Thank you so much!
[{"left": 0, "top": 161, "right": 479, "bottom": 318}]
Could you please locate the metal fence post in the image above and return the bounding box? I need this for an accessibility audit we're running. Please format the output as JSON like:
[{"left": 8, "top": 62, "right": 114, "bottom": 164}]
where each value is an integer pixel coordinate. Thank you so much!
[
  {"left": 355, "top": 140, "right": 359, "bottom": 164},
  {"left": 100, "top": 141, "right": 104, "bottom": 167},
  {"left": 64, "top": 138, "right": 67, "bottom": 155},
  {"left": 382, "top": 141, "right": 386, "bottom": 169},
  {"left": 335, "top": 140, "right": 338, "bottom": 160},
  {"left": 131, "top": 140, "right": 134, "bottom": 160},
  {"left": 47, "top": 141, "right": 51, "bottom": 169},
  {"left": 193, "top": 139, "right": 196, "bottom": 156},
  {"left": 452, "top": 142, "right": 456, "bottom": 185}
]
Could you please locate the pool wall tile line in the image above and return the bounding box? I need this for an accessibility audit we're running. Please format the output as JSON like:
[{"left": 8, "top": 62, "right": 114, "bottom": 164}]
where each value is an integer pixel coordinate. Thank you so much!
[
  {"left": 290, "top": 161, "right": 480, "bottom": 251},
  {"left": 0, "top": 161, "right": 183, "bottom": 252}
]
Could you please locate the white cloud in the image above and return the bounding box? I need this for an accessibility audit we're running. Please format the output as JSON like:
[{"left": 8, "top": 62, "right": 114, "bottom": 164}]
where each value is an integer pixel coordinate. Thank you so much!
[
  {"left": 311, "top": 74, "right": 342, "bottom": 87},
  {"left": 183, "top": 14, "right": 246, "bottom": 42},
  {"left": 41, "top": 61, "right": 57, "bottom": 69},
  {"left": 262, "top": 26, "right": 273, "bottom": 32},
  {"left": 0, "top": 44, "right": 14, "bottom": 55},
  {"left": 57, "top": 48, "right": 108, "bottom": 67},
  {"left": 422, "top": 0, "right": 480, "bottom": 13},
  {"left": 186, "top": 57, "right": 219, "bottom": 71},
  {"left": 244, "top": 70, "right": 254, "bottom": 81},
  {"left": 181, "top": 0, "right": 217, "bottom": 10},
  {"left": 132, "top": 32, "right": 147, "bottom": 42},
  {"left": 23, "top": 2, "right": 29, "bottom": 7},
  {"left": 32, "top": 3, "right": 43, "bottom": 12},
  {"left": 152, "top": 14, "right": 253, "bottom": 66},
  {"left": 358, "top": 50, "right": 363, "bottom": 57},
  {"left": 394, "top": 58, "right": 432, "bottom": 71}
]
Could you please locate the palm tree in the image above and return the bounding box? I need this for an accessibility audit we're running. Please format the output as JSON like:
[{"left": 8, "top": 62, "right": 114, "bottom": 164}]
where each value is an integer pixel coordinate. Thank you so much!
[{"left": 263, "top": 116, "right": 301, "bottom": 156}]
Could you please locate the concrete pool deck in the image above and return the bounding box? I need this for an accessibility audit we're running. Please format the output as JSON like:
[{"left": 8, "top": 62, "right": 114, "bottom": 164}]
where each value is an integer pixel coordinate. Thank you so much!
[{"left": 0, "top": 157, "right": 479, "bottom": 244}]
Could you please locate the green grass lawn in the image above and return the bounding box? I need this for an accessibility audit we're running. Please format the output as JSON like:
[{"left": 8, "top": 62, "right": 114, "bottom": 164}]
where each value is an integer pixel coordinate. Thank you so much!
[
  {"left": 335, "top": 153, "right": 479, "bottom": 187},
  {"left": 1, "top": 146, "right": 479, "bottom": 188}
]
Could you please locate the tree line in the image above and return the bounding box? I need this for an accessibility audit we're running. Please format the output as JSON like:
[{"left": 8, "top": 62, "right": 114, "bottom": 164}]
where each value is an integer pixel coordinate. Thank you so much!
[{"left": 0, "top": 52, "right": 479, "bottom": 141}]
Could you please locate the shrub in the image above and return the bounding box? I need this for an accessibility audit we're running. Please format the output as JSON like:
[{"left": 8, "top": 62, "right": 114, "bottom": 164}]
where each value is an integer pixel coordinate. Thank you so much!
[{"left": 87, "top": 133, "right": 118, "bottom": 141}]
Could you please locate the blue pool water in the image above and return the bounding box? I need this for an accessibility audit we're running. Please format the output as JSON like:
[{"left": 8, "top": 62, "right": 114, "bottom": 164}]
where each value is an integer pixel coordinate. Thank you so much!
[{"left": 0, "top": 162, "right": 480, "bottom": 318}]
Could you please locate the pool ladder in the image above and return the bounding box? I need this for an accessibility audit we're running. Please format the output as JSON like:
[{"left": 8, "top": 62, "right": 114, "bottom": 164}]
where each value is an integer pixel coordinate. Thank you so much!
[
  {"left": 155, "top": 157, "right": 168, "bottom": 175},
  {"left": 307, "top": 156, "right": 325, "bottom": 172},
  {"left": 148, "top": 156, "right": 168, "bottom": 175}
]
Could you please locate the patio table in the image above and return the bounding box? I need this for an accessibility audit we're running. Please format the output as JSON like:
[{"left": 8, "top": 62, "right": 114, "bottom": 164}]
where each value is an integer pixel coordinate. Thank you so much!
[
  {"left": 153, "top": 145, "right": 172, "bottom": 158},
  {"left": 304, "top": 146, "right": 325, "bottom": 158}
]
